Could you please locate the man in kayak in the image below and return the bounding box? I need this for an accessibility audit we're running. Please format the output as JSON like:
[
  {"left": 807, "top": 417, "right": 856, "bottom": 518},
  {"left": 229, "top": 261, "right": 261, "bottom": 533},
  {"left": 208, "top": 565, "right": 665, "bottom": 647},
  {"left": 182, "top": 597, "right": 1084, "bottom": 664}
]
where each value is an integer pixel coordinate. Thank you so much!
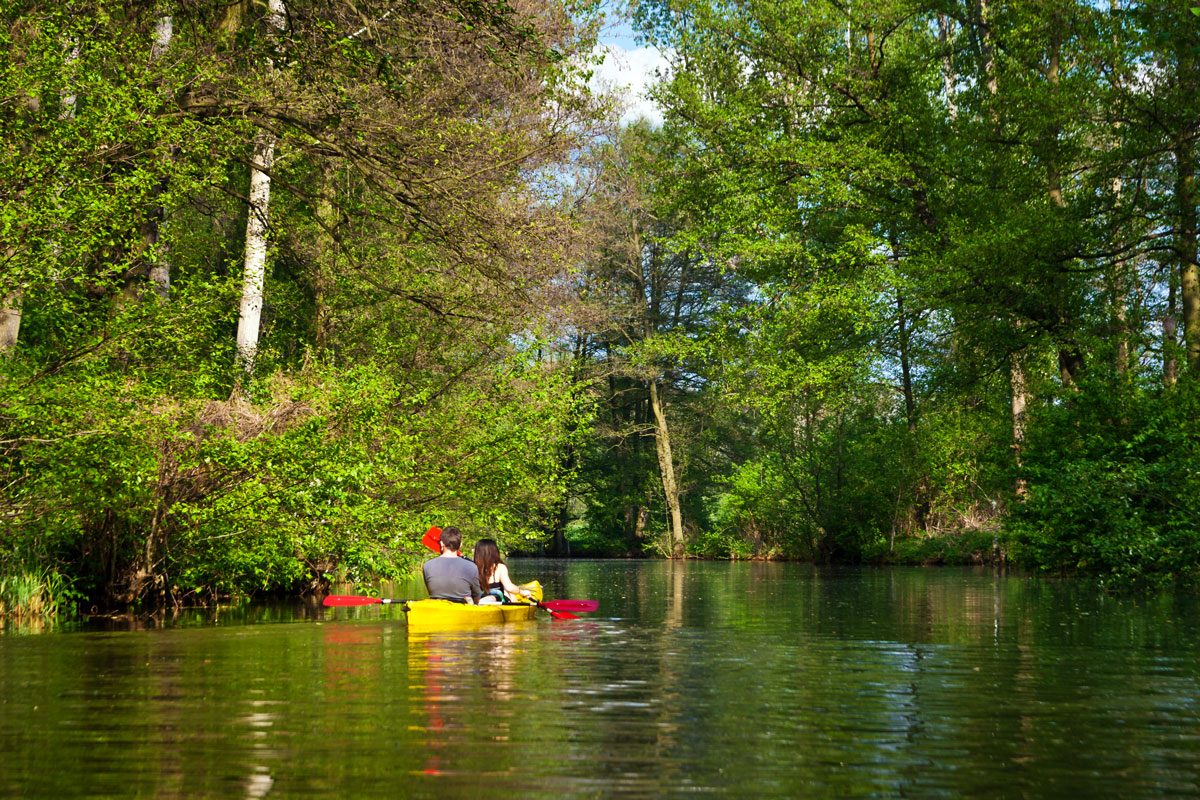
[{"left": 422, "top": 526, "right": 483, "bottom": 604}]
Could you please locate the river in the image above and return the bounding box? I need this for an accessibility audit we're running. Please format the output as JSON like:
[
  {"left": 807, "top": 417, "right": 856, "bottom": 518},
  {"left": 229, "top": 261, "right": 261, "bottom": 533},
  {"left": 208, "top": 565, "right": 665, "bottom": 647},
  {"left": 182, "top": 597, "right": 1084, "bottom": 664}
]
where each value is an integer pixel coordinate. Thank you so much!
[{"left": 2, "top": 560, "right": 1198, "bottom": 797}]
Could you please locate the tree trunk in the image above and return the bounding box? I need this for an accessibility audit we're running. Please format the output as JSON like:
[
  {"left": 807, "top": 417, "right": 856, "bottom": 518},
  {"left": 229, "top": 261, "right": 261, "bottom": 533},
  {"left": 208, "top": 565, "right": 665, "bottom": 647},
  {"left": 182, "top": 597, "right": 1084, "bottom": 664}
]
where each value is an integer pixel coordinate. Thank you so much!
[
  {"left": 1011, "top": 356, "right": 1029, "bottom": 496},
  {"left": 649, "top": 379, "right": 684, "bottom": 556},
  {"left": 939, "top": 13, "right": 957, "bottom": 119},
  {"left": 1045, "top": 12, "right": 1083, "bottom": 388},
  {"left": 1178, "top": 138, "right": 1199, "bottom": 373},
  {"left": 314, "top": 166, "right": 336, "bottom": 353},
  {"left": 1165, "top": 271, "right": 1179, "bottom": 386},
  {"left": 979, "top": 0, "right": 1030, "bottom": 492},
  {"left": 978, "top": 0, "right": 998, "bottom": 99},
  {"left": 234, "top": 0, "right": 286, "bottom": 377},
  {"left": 0, "top": 285, "right": 20, "bottom": 353},
  {"left": 1112, "top": 252, "right": 1130, "bottom": 377},
  {"left": 147, "top": 8, "right": 173, "bottom": 300},
  {"left": 1, "top": 91, "right": 43, "bottom": 353},
  {"left": 235, "top": 132, "right": 277, "bottom": 375},
  {"left": 1109, "top": 0, "right": 1129, "bottom": 375},
  {"left": 897, "top": 292, "right": 916, "bottom": 433},
  {"left": 1046, "top": 26, "right": 1063, "bottom": 210}
]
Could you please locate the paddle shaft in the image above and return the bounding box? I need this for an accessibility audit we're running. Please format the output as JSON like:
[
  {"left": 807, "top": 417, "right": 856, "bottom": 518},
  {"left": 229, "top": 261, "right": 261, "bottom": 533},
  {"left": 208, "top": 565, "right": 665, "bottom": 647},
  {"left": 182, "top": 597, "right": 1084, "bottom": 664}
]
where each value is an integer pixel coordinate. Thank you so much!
[
  {"left": 322, "top": 595, "right": 411, "bottom": 607},
  {"left": 537, "top": 603, "right": 578, "bottom": 620}
]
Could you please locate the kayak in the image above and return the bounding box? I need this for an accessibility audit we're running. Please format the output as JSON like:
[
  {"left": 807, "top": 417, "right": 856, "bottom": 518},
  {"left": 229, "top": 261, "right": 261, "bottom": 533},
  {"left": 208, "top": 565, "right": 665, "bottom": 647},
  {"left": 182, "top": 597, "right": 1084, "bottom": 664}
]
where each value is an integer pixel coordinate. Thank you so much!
[
  {"left": 405, "top": 599, "right": 536, "bottom": 627},
  {"left": 405, "top": 580, "right": 543, "bottom": 630}
]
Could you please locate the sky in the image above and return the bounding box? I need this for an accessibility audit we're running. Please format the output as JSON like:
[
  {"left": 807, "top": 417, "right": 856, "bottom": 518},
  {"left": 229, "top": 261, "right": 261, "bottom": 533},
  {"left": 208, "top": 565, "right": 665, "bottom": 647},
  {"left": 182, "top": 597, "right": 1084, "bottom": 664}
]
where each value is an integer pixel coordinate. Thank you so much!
[{"left": 588, "top": 6, "right": 671, "bottom": 127}]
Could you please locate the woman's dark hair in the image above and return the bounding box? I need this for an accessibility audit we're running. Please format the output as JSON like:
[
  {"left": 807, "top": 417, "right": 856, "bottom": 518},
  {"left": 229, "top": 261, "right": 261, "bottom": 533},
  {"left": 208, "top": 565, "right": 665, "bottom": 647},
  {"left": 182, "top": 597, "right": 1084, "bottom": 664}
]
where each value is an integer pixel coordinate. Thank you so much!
[{"left": 473, "top": 538, "right": 502, "bottom": 591}]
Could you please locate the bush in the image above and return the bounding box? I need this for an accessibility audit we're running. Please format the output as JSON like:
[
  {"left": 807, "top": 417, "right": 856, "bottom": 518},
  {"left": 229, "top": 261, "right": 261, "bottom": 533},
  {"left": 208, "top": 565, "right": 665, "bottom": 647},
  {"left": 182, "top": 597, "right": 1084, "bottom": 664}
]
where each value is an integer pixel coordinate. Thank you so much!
[
  {"left": 0, "top": 345, "right": 581, "bottom": 610},
  {"left": 1009, "top": 376, "right": 1200, "bottom": 589}
]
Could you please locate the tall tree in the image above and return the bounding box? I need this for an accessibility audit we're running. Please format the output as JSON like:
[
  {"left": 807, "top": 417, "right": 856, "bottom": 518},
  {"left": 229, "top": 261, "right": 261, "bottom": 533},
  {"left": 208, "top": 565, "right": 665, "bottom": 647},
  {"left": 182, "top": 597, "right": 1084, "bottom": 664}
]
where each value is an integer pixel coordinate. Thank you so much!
[
  {"left": 570, "top": 124, "right": 747, "bottom": 555},
  {"left": 233, "top": 0, "right": 285, "bottom": 378}
]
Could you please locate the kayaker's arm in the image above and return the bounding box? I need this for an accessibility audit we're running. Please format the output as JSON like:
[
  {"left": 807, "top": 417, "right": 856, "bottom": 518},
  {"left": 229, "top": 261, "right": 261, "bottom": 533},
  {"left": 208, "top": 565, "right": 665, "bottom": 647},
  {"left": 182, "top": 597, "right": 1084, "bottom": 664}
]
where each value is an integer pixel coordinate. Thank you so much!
[{"left": 495, "top": 564, "right": 532, "bottom": 599}]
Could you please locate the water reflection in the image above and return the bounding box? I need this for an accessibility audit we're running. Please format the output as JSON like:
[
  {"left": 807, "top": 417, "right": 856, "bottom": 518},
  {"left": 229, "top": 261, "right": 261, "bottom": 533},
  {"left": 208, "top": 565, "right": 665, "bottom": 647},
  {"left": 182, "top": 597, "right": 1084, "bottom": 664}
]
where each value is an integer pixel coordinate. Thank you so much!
[{"left": 2, "top": 563, "right": 1200, "bottom": 797}]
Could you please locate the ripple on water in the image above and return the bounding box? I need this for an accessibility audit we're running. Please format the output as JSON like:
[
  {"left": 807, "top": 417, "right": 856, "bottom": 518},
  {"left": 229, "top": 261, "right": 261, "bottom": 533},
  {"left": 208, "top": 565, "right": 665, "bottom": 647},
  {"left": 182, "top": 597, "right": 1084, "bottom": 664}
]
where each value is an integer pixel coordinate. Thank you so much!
[{"left": 4, "top": 564, "right": 1200, "bottom": 797}]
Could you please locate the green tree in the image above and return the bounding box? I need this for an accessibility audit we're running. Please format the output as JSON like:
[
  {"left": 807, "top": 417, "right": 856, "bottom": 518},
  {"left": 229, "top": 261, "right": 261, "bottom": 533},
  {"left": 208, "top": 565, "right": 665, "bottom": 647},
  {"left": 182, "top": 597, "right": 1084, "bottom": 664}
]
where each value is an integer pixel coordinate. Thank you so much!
[
  {"left": 0, "top": 0, "right": 607, "bottom": 611},
  {"left": 567, "top": 124, "right": 750, "bottom": 556}
]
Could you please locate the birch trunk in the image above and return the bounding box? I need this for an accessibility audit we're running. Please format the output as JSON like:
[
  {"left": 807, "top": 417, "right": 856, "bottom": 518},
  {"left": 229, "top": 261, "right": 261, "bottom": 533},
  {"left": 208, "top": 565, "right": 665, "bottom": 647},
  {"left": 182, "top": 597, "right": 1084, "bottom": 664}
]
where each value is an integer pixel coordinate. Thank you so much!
[
  {"left": 1, "top": 92, "right": 35, "bottom": 353},
  {"left": 938, "top": 13, "right": 957, "bottom": 119},
  {"left": 235, "top": 133, "right": 277, "bottom": 375},
  {"left": 9, "top": 42, "right": 83, "bottom": 349},
  {"left": 234, "top": 0, "right": 286, "bottom": 376},
  {"left": 147, "top": 9, "right": 173, "bottom": 300},
  {"left": 0, "top": 275, "right": 19, "bottom": 353},
  {"left": 649, "top": 379, "right": 685, "bottom": 556},
  {"left": 314, "top": 167, "right": 336, "bottom": 353},
  {"left": 1112, "top": 259, "right": 1129, "bottom": 374},
  {"left": 979, "top": 0, "right": 998, "bottom": 98}
]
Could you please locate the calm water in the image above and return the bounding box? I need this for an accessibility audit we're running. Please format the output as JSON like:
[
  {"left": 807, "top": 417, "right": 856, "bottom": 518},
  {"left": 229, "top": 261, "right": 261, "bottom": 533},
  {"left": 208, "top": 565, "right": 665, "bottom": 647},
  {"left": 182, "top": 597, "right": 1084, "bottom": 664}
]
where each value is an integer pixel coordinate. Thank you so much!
[{"left": 2, "top": 561, "right": 1199, "bottom": 798}]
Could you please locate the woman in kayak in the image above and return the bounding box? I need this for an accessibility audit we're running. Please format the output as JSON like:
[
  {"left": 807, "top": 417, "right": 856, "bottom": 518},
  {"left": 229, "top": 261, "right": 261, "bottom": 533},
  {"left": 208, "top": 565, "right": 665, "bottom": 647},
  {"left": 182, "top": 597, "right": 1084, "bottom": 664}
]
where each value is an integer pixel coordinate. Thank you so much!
[{"left": 473, "top": 539, "right": 533, "bottom": 604}]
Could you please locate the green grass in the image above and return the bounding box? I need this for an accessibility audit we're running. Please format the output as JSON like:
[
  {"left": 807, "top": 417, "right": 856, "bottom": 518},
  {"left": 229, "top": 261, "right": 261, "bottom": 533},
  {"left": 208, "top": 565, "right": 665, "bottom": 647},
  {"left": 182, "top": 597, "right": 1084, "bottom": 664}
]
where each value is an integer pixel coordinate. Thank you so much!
[{"left": 0, "top": 570, "right": 68, "bottom": 621}]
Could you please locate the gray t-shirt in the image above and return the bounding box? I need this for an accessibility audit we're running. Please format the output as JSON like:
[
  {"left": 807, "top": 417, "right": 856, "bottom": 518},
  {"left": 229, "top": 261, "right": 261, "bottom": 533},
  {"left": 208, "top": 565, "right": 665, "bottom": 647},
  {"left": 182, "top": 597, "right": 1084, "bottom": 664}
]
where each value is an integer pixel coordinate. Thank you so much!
[{"left": 422, "top": 555, "right": 482, "bottom": 602}]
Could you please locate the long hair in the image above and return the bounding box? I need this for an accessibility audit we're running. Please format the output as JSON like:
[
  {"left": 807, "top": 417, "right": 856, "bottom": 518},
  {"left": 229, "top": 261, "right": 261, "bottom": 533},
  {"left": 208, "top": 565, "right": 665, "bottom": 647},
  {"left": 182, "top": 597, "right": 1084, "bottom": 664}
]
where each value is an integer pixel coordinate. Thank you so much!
[{"left": 473, "top": 538, "right": 502, "bottom": 590}]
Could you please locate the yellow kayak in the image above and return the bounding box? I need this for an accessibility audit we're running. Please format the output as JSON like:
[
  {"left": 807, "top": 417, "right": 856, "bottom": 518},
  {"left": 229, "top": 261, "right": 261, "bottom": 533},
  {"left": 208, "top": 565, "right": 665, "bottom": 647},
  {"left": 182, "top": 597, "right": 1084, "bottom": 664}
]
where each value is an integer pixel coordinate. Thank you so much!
[{"left": 405, "top": 581, "right": 543, "bottom": 630}]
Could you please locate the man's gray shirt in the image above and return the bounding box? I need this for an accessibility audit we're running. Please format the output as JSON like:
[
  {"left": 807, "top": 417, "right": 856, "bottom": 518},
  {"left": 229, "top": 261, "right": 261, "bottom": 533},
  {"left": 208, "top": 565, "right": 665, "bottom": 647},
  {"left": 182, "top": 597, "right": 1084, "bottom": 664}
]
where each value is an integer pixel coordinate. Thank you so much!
[{"left": 422, "top": 555, "right": 482, "bottom": 602}]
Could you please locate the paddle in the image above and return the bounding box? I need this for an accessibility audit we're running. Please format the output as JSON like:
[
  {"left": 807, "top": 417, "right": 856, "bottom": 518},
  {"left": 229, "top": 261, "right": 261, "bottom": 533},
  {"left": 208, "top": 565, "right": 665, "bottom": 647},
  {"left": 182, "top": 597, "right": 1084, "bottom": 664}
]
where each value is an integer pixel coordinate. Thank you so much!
[
  {"left": 323, "top": 595, "right": 410, "bottom": 607},
  {"left": 540, "top": 606, "right": 578, "bottom": 620},
  {"left": 538, "top": 599, "right": 598, "bottom": 613},
  {"left": 421, "top": 526, "right": 443, "bottom": 553}
]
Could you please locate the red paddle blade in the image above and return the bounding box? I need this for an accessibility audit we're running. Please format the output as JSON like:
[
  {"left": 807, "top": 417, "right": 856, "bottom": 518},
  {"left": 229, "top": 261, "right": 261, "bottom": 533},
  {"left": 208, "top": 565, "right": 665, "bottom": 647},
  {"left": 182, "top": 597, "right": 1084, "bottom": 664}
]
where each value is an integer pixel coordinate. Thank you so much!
[
  {"left": 548, "top": 609, "right": 579, "bottom": 620},
  {"left": 421, "top": 526, "right": 442, "bottom": 553},
  {"left": 541, "top": 600, "right": 598, "bottom": 613},
  {"left": 322, "top": 595, "right": 384, "bottom": 607}
]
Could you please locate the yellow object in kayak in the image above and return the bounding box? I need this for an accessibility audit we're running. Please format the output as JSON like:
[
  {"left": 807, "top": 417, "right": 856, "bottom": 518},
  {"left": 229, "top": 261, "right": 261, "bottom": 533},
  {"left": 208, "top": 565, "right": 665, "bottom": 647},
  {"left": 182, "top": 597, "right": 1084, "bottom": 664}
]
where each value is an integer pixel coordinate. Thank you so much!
[{"left": 405, "top": 581, "right": 543, "bottom": 629}]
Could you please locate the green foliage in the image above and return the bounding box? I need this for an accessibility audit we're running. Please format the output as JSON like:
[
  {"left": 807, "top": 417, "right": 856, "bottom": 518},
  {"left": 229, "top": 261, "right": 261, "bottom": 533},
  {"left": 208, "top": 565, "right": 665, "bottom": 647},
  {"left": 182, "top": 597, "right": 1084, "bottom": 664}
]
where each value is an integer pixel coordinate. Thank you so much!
[
  {"left": 616, "top": 0, "right": 1200, "bottom": 588},
  {"left": 0, "top": 0, "right": 604, "bottom": 612},
  {"left": 2, "top": 0, "right": 1197, "bottom": 606},
  {"left": 0, "top": 341, "right": 583, "bottom": 605},
  {"left": 1010, "top": 378, "right": 1200, "bottom": 590},
  {"left": 868, "top": 528, "right": 1003, "bottom": 567},
  {"left": 702, "top": 459, "right": 800, "bottom": 558}
]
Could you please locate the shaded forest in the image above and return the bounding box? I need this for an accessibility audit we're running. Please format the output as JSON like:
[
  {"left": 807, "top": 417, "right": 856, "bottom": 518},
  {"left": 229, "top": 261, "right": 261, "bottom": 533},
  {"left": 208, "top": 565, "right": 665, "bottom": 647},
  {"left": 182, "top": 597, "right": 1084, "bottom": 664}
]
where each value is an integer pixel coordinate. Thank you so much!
[{"left": 1, "top": 0, "right": 1197, "bottom": 616}]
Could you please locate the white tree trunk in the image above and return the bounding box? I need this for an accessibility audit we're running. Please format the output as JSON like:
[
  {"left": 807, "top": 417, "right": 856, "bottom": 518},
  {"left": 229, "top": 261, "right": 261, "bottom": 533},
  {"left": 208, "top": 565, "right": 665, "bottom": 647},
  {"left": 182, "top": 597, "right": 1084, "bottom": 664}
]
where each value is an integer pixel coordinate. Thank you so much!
[
  {"left": 0, "top": 283, "right": 20, "bottom": 353},
  {"left": 147, "top": 9, "right": 173, "bottom": 300},
  {"left": 234, "top": 0, "right": 286, "bottom": 376},
  {"left": 151, "top": 12, "right": 172, "bottom": 60},
  {"left": 938, "top": 13, "right": 957, "bottom": 119},
  {"left": 235, "top": 133, "right": 277, "bottom": 374}
]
